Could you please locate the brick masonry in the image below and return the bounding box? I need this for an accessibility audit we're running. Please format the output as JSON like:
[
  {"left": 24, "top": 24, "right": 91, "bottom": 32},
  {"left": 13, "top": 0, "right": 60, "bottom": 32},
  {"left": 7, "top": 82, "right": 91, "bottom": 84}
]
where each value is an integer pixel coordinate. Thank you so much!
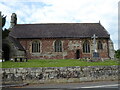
[
  {"left": 1, "top": 65, "right": 119, "bottom": 84},
  {"left": 19, "top": 38, "right": 109, "bottom": 59}
]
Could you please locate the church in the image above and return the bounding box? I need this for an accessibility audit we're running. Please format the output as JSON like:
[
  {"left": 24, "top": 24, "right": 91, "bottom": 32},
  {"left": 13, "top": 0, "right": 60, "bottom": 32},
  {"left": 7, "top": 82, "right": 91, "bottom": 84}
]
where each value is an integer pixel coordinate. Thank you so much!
[{"left": 3, "top": 13, "right": 115, "bottom": 60}]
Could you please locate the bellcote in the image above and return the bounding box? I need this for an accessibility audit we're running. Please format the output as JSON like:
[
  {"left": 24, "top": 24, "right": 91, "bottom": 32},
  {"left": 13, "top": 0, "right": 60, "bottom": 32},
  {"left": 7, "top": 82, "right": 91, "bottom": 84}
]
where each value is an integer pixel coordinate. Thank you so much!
[{"left": 10, "top": 13, "right": 17, "bottom": 28}]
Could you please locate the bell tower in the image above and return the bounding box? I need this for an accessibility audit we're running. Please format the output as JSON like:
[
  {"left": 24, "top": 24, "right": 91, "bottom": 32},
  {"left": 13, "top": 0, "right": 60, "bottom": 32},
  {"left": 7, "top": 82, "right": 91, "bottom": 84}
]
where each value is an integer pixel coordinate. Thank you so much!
[{"left": 10, "top": 13, "right": 17, "bottom": 28}]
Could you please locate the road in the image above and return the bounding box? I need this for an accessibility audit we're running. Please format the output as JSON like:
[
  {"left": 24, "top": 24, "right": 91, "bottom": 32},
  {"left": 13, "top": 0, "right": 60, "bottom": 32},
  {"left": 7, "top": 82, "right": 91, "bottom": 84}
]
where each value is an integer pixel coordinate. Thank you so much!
[{"left": 20, "top": 81, "right": 119, "bottom": 89}]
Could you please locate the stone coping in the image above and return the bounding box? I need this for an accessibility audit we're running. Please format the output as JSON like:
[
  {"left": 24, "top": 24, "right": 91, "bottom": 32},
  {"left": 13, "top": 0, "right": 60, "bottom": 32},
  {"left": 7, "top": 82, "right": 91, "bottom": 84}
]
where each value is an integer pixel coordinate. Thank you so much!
[{"left": 1, "top": 65, "right": 119, "bottom": 69}]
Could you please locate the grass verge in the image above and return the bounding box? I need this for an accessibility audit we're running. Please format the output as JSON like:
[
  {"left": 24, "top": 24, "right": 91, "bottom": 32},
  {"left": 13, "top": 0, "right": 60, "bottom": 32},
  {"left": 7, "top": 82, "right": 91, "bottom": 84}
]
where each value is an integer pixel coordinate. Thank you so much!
[{"left": 1, "top": 59, "right": 119, "bottom": 68}]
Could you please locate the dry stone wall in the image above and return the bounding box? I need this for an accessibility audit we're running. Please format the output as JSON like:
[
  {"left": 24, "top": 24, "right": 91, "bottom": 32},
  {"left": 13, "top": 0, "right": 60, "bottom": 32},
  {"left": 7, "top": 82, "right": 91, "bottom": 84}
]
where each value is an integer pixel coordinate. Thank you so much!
[{"left": 2, "top": 66, "right": 119, "bottom": 84}]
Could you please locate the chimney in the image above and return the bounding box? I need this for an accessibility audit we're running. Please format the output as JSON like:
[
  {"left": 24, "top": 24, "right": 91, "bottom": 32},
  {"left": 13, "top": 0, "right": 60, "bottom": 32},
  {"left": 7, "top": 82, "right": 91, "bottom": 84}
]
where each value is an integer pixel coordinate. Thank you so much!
[{"left": 10, "top": 13, "right": 17, "bottom": 28}]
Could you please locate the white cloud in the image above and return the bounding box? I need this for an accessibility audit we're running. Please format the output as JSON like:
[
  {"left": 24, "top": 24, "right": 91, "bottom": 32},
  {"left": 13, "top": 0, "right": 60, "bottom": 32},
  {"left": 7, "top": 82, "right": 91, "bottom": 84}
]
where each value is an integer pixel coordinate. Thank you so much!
[{"left": 0, "top": 0, "right": 119, "bottom": 50}]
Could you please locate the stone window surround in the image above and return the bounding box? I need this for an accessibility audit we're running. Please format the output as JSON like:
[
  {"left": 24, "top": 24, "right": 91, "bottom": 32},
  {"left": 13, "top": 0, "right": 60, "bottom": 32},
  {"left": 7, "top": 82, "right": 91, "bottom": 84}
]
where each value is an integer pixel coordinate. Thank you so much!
[
  {"left": 82, "top": 40, "right": 90, "bottom": 53},
  {"left": 98, "top": 41, "right": 103, "bottom": 50},
  {"left": 31, "top": 40, "right": 41, "bottom": 53},
  {"left": 54, "top": 40, "right": 63, "bottom": 52}
]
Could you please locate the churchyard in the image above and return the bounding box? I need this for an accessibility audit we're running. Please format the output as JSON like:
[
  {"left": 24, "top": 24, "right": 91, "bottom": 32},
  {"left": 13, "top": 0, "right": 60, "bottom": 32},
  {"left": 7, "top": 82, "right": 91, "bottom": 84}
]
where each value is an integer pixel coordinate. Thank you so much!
[{"left": 0, "top": 59, "right": 119, "bottom": 68}]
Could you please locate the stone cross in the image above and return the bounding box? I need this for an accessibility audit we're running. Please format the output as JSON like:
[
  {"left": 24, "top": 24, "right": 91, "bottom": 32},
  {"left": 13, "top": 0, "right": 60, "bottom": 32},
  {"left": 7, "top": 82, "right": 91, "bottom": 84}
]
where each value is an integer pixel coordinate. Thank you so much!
[{"left": 92, "top": 34, "right": 98, "bottom": 52}]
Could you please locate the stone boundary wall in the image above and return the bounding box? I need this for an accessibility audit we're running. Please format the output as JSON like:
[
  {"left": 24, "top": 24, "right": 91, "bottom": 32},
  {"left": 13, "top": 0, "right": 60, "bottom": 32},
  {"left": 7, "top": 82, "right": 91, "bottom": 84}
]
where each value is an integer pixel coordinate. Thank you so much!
[{"left": 1, "top": 66, "right": 119, "bottom": 84}]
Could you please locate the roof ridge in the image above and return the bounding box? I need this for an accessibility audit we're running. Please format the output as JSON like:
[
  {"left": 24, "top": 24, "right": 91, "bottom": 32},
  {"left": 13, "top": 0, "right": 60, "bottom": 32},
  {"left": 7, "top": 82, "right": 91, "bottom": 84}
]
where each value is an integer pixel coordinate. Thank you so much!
[{"left": 16, "top": 23, "right": 100, "bottom": 25}]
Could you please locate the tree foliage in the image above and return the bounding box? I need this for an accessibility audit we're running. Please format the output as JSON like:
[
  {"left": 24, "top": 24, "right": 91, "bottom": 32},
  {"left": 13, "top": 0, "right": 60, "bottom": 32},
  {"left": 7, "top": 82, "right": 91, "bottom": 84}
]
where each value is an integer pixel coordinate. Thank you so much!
[
  {"left": 2, "top": 15, "right": 6, "bottom": 27},
  {"left": 2, "top": 28, "right": 10, "bottom": 39},
  {"left": 1, "top": 13, "right": 9, "bottom": 39},
  {"left": 115, "top": 49, "right": 120, "bottom": 59}
]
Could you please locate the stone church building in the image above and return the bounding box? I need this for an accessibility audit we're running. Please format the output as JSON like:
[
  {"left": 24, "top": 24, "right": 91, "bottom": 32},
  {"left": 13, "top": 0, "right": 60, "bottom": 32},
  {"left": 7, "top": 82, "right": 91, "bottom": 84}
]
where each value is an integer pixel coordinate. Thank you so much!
[{"left": 3, "top": 13, "right": 115, "bottom": 60}]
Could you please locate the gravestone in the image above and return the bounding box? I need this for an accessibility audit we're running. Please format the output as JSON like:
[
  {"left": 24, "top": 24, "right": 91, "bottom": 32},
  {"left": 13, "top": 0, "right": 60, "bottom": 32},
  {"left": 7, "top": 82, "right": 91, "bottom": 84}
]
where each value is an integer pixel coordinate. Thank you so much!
[
  {"left": 93, "top": 52, "right": 99, "bottom": 57},
  {"left": 91, "top": 52, "right": 100, "bottom": 62}
]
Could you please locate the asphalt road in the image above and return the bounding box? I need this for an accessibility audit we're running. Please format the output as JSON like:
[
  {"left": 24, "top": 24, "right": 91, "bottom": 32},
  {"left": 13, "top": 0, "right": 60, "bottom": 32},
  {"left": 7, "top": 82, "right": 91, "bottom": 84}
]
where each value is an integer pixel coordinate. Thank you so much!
[{"left": 20, "top": 81, "right": 119, "bottom": 89}]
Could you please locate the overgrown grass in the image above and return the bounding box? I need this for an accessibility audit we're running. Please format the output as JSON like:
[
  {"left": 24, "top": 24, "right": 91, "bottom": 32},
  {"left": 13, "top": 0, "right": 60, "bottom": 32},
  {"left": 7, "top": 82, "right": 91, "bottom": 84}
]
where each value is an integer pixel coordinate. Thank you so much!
[{"left": 1, "top": 59, "right": 119, "bottom": 68}]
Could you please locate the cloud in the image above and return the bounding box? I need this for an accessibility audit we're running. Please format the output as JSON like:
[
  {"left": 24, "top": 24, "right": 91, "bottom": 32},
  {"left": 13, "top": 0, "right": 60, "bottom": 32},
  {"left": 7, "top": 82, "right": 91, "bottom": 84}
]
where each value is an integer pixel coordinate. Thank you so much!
[{"left": 0, "top": 0, "right": 119, "bottom": 50}]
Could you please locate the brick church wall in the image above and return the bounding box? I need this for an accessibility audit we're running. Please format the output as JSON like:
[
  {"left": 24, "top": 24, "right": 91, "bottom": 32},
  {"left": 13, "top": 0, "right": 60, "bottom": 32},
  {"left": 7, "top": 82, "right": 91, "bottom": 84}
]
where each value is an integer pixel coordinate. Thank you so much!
[
  {"left": 97, "top": 39, "right": 109, "bottom": 58},
  {"left": 19, "top": 38, "right": 109, "bottom": 59}
]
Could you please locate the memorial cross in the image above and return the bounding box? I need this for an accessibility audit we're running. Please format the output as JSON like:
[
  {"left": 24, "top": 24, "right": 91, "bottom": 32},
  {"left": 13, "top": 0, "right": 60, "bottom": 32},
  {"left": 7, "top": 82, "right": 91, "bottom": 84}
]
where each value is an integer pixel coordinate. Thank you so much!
[{"left": 91, "top": 34, "right": 98, "bottom": 52}]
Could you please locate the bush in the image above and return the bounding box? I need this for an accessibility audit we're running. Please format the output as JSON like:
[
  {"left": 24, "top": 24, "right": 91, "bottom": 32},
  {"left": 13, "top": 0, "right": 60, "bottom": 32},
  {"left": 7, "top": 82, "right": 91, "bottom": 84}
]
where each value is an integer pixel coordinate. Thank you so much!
[{"left": 115, "top": 49, "right": 120, "bottom": 59}]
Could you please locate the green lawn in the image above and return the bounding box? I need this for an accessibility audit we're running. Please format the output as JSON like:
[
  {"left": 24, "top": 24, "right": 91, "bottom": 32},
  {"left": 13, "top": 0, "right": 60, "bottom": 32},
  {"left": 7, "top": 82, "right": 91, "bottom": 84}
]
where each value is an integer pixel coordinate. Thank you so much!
[{"left": 0, "top": 59, "right": 119, "bottom": 68}]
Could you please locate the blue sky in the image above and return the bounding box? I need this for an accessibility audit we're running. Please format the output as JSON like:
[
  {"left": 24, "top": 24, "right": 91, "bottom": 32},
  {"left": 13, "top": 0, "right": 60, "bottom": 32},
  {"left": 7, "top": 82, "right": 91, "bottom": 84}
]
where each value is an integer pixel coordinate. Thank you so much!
[{"left": 0, "top": 0, "right": 119, "bottom": 50}]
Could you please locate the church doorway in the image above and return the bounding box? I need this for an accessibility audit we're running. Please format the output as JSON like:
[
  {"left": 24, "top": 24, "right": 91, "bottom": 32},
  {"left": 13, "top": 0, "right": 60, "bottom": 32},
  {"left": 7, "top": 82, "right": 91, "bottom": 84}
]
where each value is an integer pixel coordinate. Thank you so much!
[
  {"left": 2, "top": 44, "right": 10, "bottom": 61},
  {"left": 76, "top": 49, "right": 80, "bottom": 59}
]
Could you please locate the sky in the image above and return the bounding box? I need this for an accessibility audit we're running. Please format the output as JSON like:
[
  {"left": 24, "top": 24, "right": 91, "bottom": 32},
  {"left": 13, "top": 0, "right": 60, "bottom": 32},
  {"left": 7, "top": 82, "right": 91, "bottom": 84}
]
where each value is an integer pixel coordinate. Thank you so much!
[{"left": 0, "top": 0, "right": 119, "bottom": 50}]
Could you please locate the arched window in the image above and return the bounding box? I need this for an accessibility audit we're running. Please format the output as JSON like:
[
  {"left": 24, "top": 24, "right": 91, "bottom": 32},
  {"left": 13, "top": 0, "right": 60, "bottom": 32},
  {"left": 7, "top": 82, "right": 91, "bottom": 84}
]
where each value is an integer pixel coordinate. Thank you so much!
[
  {"left": 98, "top": 41, "right": 103, "bottom": 50},
  {"left": 32, "top": 41, "right": 40, "bottom": 53},
  {"left": 54, "top": 40, "right": 62, "bottom": 52},
  {"left": 83, "top": 40, "right": 90, "bottom": 53}
]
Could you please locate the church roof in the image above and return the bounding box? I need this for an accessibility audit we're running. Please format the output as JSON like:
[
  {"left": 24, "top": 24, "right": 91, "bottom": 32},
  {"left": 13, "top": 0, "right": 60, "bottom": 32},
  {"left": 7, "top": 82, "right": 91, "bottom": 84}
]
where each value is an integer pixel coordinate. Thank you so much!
[
  {"left": 9, "top": 23, "right": 110, "bottom": 39},
  {"left": 8, "top": 36, "right": 25, "bottom": 51}
]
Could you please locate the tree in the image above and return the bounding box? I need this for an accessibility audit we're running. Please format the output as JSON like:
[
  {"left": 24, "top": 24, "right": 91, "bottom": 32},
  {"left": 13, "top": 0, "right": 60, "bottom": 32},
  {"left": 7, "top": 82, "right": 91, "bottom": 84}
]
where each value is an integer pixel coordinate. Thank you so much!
[
  {"left": 2, "top": 15, "right": 6, "bottom": 27},
  {"left": 115, "top": 49, "right": 120, "bottom": 59},
  {"left": 2, "top": 28, "right": 10, "bottom": 39},
  {"left": 0, "top": 12, "right": 9, "bottom": 39},
  {"left": 0, "top": 12, "right": 6, "bottom": 28}
]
